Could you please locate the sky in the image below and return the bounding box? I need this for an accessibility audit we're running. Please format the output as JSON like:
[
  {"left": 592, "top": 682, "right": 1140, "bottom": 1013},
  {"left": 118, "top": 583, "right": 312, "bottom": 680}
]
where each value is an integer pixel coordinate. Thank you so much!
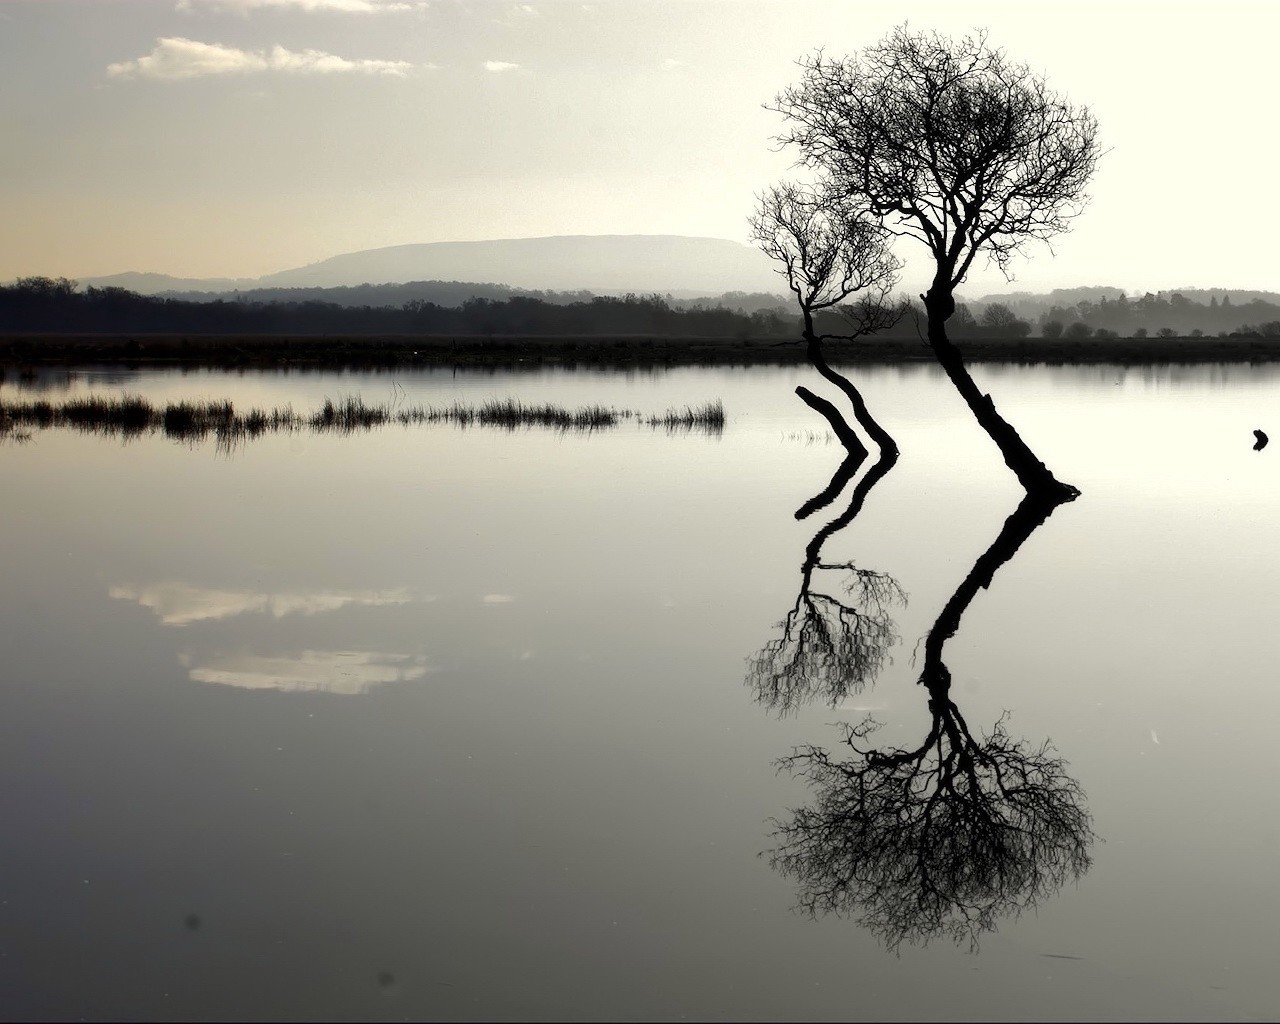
[{"left": 2, "top": 0, "right": 1278, "bottom": 297}]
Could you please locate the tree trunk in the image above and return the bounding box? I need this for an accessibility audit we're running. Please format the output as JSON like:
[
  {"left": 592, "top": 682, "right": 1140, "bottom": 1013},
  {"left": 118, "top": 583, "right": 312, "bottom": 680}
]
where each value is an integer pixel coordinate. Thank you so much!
[
  {"left": 923, "top": 285, "right": 1077, "bottom": 497},
  {"left": 805, "top": 336, "right": 899, "bottom": 458},
  {"left": 795, "top": 385, "right": 868, "bottom": 461}
]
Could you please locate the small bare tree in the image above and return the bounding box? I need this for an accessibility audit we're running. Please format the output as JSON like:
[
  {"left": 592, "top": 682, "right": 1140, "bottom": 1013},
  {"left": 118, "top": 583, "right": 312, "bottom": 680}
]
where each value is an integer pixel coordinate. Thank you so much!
[
  {"left": 770, "top": 27, "right": 1100, "bottom": 496},
  {"left": 751, "top": 182, "right": 905, "bottom": 458}
]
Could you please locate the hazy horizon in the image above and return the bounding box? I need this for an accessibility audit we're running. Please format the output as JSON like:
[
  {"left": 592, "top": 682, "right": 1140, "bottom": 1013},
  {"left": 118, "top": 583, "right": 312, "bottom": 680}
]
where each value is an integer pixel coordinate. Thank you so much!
[
  {"left": 59, "top": 232, "right": 1280, "bottom": 305},
  {"left": 3, "top": 1, "right": 1279, "bottom": 297}
]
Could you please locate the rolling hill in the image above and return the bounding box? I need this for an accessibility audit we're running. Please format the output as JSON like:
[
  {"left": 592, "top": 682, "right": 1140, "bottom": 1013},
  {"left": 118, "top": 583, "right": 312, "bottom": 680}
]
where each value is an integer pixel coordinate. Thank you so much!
[{"left": 81, "top": 235, "right": 784, "bottom": 297}]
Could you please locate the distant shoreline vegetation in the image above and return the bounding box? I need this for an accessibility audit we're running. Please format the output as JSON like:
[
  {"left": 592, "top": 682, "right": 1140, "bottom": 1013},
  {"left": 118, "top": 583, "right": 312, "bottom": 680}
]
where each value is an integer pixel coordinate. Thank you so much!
[
  {"left": 6, "top": 277, "right": 1280, "bottom": 367},
  {"left": 8, "top": 277, "right": 1280, "bottom": 344},
  {"left": 0, "top": 393, "right": 726, "bottom": 447}
]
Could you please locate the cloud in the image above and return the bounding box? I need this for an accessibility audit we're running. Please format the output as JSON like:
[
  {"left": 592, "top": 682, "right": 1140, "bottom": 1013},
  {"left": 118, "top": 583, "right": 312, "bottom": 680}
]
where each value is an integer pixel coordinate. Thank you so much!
[
  {"left": 176, "top": 0, "right": 419, "bottom": 12},
  {"left": 660, "top": 58, "right": 688, "bottom": 71},
  {"left": 265, "top": 44, "right": 412, "bottom": 75},
  {"left": 483, "top": 60, "right": 519, "bottom": 72},
  {"left": 107, "top": 37, "right": 414, "bottom": 79},
  {"left": 110, "top": 582, "right": 420, "bottom": 625}
]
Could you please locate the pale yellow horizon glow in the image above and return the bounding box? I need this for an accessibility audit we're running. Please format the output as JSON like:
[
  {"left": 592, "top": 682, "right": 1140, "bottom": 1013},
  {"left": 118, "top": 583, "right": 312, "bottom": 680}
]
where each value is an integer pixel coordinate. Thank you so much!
[{"left": 2, "top": 0, "right": 1277, "bottom": 297}]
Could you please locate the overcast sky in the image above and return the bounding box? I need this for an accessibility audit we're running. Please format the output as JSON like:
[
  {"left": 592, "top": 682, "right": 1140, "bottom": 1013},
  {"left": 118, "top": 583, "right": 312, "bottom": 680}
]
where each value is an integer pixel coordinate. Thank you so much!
[{"left": 2, "top": 0, "right": 1276, "bottom": 296}]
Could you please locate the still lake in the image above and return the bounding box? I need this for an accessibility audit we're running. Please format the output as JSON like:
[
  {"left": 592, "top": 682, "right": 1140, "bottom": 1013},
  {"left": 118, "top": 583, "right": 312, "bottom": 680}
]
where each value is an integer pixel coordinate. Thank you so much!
[{"left": 1, "top": 361, "right": 1278, "bottom": 1020}]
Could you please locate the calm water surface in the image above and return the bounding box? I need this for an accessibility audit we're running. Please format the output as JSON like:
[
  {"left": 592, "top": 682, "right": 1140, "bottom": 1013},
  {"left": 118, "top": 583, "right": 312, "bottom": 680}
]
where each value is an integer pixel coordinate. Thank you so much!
[{"left": 1, "top": 362, "right": 1278, "bottom": 1020}]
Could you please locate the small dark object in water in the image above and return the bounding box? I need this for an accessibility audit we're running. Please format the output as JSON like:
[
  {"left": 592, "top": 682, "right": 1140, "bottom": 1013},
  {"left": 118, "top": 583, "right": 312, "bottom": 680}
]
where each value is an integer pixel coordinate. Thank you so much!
[{"left": 1254, "top": 429, "right": 1268, "bottom": 451}]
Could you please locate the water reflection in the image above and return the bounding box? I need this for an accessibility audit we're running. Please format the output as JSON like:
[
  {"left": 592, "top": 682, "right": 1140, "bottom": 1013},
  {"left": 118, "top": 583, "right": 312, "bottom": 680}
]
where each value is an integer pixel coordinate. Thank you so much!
[
  {"left": 112, "top": 582, "right": 432, "bottom": 693},
  {"left": 0, "top": 366, "right": 77, "bottom": 392},
  {"left": 110, "top": 582, "right": 421, "bottom": 626},
  {"left": 181, "top": 649, "right": 429, "bottom": 694},
  {"left": 748, "top": 444, "right": 904, "bottom": 715},
  {"left": 765, "top": 488, "right": 1096, "bottom": 949}
]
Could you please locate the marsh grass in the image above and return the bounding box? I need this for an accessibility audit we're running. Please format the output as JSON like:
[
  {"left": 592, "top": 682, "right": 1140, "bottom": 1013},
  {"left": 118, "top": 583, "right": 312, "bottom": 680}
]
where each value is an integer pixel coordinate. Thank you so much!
[
  {"left": 0, "top": 393, "right": 725, "bottom": 448},
  {"left": 647, "top": 400, "right": 725, "bottom": 432}
]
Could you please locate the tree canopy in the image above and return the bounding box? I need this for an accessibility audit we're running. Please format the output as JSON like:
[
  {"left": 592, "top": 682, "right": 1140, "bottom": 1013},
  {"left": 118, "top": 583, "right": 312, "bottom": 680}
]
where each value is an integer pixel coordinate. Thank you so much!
[
  {"left": 769, "top": 26, "right": 1099, "bottom": 496},
  {"left": 771, "top": 27, "right": 1100, "bottom": 294}
]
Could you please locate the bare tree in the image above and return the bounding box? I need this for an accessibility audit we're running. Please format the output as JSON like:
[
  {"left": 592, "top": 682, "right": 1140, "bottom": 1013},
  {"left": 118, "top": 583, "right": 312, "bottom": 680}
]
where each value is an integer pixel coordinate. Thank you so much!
[
  {"left": 751, "top": 182, "right": 905, "bottom": 458},
  {"left": 770, "top": 27, "right": 1099, "bottom": 496},
  {"left": 768, "top": 487, "right": 1093, "bottom": 949}
]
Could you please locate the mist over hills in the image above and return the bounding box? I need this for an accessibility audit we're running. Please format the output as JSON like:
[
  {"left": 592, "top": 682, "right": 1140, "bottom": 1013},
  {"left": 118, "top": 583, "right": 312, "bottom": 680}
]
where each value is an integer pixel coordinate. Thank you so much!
[
  {"left": 56, "top": 233, "right": 1280, "bottom": 339},
  {"left": 82, "top": 235, "right": 785, "bottom": 298}
]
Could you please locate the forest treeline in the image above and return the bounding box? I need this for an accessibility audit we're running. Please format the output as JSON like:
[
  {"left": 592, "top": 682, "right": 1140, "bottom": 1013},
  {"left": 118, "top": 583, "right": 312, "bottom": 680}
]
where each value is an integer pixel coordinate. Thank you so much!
[
  {"left": 1030, "top": 291, "right": 1280, "bottom": 339},
  {"left": 0, "top": 277, "right": 797, "bottom": 337},
  {"left": 5, "top": 276, "right": 1280, "bottom": 340},
  {"left": 156, "top": 280, "right": 793, "bottom": 315}
]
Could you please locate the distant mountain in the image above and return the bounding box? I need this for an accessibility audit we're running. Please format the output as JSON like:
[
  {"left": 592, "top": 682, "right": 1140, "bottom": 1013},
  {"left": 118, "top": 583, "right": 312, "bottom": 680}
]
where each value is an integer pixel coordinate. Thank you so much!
[
  {"left": 81, "top": 235, "right": 785, "bottom": 297},
  {"left": 257, "top": 235, "right": 782, "bottom": 294},
  {"left": 80, "top": 271, "right": 261, "bottom": 294}
]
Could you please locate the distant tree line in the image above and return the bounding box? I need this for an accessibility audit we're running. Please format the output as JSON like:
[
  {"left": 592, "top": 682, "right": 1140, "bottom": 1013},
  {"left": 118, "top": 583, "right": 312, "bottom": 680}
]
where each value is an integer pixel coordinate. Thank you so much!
[
  {"left": 163, "top": 280, "right": 598, "bottom": 308},
  {"left": 1030, "top": 291, "right": 1280, "bottom": 339},
  {"left": 0, "top": 277, "right": 798, "bottom": 338},
  {"left": 811, "top": 300, "right": 1033, "bottom": 340},
  {"left": 104, "top": 279, "right": 794, "bottom": 315},
  {"left": 864, "top": 292, "right": 1280, "bottom": 340},
  {"left": 7, "top": 276, "right": 1279, "bottom": 342}
]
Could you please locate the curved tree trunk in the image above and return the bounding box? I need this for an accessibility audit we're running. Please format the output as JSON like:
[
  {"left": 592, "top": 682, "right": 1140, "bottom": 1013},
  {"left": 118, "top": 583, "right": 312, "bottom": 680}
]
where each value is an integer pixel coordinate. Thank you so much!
[
  {"left": 805, "top": 336, "right": 899, "bottom": 458},
  {"left": 795, "top": 385, "right": 868, "bottom": 461},
  {"left": 924, "top": 286, "right": 1077, "bottom": 498}
]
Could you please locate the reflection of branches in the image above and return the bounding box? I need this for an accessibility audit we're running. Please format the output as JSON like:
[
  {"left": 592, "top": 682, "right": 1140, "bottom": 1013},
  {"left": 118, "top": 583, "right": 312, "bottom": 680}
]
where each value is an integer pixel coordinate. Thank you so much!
[
  {"left": 771, "top": 705, "right": 1092, "bottom": 951},
  {"left": 769, "top": 488, "right": 1094, "bottom": 950},
  {"left": 748, "top": 441, "right": 904, "bottom": 715},
  {"left": 749, "top": 567, "right": 904, "bottom": 715}
]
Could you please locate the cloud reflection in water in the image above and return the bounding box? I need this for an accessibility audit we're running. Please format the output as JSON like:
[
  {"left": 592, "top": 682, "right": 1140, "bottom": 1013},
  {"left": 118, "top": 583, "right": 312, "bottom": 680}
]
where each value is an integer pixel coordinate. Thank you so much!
[
  {"left": 109, "top": 582, "right": 422, "bottom": 626},
  {"left": 181, "top": 650, "right": 429, "bottom": 695},
  {"left": 111, "top": 581, "right": 433, "bottom": 694}
]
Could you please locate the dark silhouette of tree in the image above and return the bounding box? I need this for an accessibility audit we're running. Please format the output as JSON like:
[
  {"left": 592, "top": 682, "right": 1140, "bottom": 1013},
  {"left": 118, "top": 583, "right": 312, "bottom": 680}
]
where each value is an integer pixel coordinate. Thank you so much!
[
  {"left": 751, "top": 182, "right": 906, "bottom": 459},
  {"left": 768, "top": 488, "right": 1094, "bottom": 950},
  {"left": 979, "top": 302, "right": 1032, "bottom": 338},
  {"left": 942, "top": 301, "right": 980, "bottom": 338},
  {"left": 748, "top": 433, "right": 904, "bottom": 716},
  {"left": 770, "top": 26, "right": 1099, "bottom": 496}
]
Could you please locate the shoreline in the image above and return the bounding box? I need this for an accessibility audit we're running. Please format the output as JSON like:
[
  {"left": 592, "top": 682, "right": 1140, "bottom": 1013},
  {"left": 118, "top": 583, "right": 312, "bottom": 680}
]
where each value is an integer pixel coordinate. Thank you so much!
[{"left": 5, "top": 332, "right": 1280, "bottom": 369}]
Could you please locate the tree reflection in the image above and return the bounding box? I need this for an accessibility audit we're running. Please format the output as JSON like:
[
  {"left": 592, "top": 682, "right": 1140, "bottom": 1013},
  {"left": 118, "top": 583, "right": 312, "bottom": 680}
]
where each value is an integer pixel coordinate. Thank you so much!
[
  {"left": 748, "top": 440, "right": 904, "bottom": 715},
  {"left": 768, "top": 490, "right": 1095, "bottom": 950}
]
